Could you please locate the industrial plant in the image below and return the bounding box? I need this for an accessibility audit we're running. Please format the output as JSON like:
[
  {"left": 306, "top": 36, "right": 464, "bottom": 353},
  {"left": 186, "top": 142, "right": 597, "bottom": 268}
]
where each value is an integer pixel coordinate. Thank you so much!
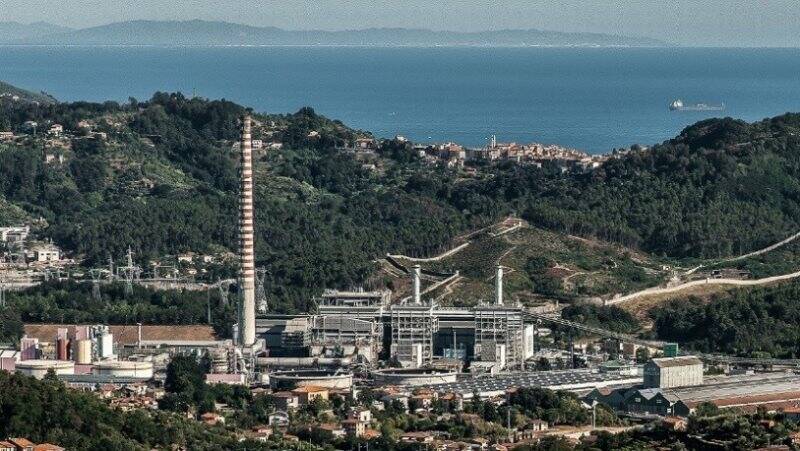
[
  {"left": 249, "top": 263, "right": 533, "bottom": 374},
  {"left": 6, "top": 115, "right": 800, "bottom": 451}
]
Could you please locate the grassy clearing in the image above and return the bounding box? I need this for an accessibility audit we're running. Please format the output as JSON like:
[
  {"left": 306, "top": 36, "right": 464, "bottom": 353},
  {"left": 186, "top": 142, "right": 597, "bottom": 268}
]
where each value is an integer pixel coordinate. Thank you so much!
[
  {"left": 502, "top": 227, "right": 669, "bottom": 302},
  {"left": 389, "top": 225, "right": 674, "bottom": 307}
]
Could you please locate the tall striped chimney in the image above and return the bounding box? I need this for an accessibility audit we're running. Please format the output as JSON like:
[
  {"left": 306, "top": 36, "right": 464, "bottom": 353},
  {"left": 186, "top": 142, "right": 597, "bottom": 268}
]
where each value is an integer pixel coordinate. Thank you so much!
[{"left": 238, "top": 115, "right": 256, "bottom": 347}]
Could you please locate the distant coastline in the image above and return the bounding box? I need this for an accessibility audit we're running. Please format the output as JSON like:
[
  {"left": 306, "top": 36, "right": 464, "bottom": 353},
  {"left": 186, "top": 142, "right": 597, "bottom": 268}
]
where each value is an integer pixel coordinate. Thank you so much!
[
  {"left": 0, "top": 43, "right": 669, "bottom": 48},
  {"left": 0, "top": 19, "right": 669, "bottom": 47}
]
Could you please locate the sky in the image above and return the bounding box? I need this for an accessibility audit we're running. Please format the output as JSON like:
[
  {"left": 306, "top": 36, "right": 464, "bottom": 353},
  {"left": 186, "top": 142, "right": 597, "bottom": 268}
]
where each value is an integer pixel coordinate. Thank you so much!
[{"left": 2, "top": 0, "right": 799, "bottom": 47}]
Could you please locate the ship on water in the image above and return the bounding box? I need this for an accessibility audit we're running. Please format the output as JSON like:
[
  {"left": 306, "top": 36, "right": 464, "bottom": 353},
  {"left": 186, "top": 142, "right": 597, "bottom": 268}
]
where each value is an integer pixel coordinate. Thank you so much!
[{"left": 669, "top": 99, "right": 725, "bottom": 111}]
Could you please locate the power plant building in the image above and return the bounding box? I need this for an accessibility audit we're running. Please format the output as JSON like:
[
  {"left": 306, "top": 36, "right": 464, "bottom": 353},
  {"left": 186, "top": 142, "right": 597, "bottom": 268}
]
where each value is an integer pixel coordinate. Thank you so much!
[{"left": 254, "top": 261, "right": 532, "bottom": 371}]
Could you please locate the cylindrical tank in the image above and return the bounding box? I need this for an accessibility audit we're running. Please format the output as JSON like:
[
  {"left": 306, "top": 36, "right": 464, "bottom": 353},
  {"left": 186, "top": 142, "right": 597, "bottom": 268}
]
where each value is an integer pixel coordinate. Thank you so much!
[
  {"left": 15, "top": 360, "right": 74, "bottom": 379},
  {"left": 98, "top": 333, "right": 114, "bottom": 359},
  {"left": 75, "top": 339, "right": 92, "bottom": 364},
  {"left": 56, "top": 338, "right": 69, "bottom": 360},
  {"left": 92, "top": 361, "right": 154, "bottom": 379}
]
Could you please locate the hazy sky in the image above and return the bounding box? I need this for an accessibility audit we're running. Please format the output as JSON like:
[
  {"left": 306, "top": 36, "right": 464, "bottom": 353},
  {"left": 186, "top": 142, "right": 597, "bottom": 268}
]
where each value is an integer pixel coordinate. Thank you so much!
[{"left": 2, "top": 0, "right": 799, "bottom": 47}]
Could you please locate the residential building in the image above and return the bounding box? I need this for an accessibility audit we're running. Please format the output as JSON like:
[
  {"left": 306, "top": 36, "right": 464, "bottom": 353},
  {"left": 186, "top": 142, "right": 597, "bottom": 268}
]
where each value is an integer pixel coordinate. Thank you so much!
[
  {"left": 355, "top": 138, "right": 376, "bottom": 149},
  {"left": 200, "top": 412, "right": 225, "bottom": 426},
  {"left": 528, "top": 419, "right": 548, "bottom": 432},
  {"left": 250, "top": 426, "right": 273, "bottom": 442},
  {"left": 400, "top": 431, "right": 435, "bottom": 444},
  {"left": 268, "top": 412, "right": 290, "bottom": 427},
  {"left": 349, "top": 408, "right": 372, "bottom": 423},
  {"left": 315, "top": 423, "right": 346, "bottom": 439},
  {"left": 30, "top": 245, "right": 60, "bottom": 263},
  {"left": 342, "top": 418, "right": 367, "bottom": 437},
  {"left": 271, "top": 391, "right": 300, "bottom": 410},
  {"left": 8, "top": 438, "right": 35, "bottom": 451},
  {"left": 0, "top": 226, "right": 29, "bottom": 243},
  {"left": 291, "top": 386, "right": 329, "bottom": 404}
]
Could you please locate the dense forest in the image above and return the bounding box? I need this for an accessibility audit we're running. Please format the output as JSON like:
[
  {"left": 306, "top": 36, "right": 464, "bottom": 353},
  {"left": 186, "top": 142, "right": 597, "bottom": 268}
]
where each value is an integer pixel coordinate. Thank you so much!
[
  {"left": 0, "top": 281, "right": 236, "bottom": 341},
  {"left": 503, "top": 115, "right": 800, "bottom": 258},
  {"left": 651, "top": 280, "right": 800, "bottom": 358},
  {"left": 2, "top": 87, "right": 800, "bottom": 317}
]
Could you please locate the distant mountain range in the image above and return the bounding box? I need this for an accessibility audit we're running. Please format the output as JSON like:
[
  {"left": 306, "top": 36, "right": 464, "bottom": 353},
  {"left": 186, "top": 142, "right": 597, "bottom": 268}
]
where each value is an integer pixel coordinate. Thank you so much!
[
  {"left": 0, "top": 21, "right": 73, "bottom": 42},
  {"left": 1, "top": 20, "right": 669, "bottom": 47}
]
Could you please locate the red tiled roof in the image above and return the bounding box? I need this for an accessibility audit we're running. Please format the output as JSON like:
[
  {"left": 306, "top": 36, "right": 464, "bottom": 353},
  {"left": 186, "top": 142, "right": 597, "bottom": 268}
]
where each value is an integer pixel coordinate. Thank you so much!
[
  {"left": 9, "top": 438, "right": 35, "bottom": 447},
  {"left": 291, "top": 386, "right": 328, "bottom": 393},
  {"left": 33, "top": 444, "right": 65, "bottom": 451},
  {"left": 362, "top": 429, "right": 381, "bottom": 439}
]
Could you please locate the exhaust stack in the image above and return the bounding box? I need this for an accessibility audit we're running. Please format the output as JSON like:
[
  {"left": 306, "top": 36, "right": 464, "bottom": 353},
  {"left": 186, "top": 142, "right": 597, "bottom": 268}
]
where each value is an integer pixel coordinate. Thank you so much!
[
  {"left": 412, "top": 265, "right": 422, "bottom": 305},
  {"left": 238, "top": 115, "right": 256, "bottom": 347},
  {"left": 495, "top": 264, "right": 504, "bottom": 306}
]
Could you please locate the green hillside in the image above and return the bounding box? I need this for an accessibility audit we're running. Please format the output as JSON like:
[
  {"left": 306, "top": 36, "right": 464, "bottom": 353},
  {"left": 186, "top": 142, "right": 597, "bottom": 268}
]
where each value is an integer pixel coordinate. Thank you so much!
[
  {"left": 0, "top": 91, "right": 477, "bottom": 313},
  {"left": 0, "top": 80, "right": 57, "bottom": 105},
  {"left": 2, "top": 84, "right": 800, "bottom": 314},
  {"left": 384, "top": 223, "right": 671, "bottom": 307}
]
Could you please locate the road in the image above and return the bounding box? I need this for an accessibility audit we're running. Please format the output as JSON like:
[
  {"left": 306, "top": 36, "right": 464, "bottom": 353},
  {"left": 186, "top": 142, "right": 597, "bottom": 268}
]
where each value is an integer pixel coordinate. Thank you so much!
[{"left": 607, "top": 269, "right": 800, "bottom": 305}]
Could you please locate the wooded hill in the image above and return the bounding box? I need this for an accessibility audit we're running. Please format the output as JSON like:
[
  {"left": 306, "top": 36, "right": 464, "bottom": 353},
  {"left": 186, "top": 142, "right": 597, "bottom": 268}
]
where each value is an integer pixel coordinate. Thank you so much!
[{"left": 2, "top": 84, "right": 800, "bottom": 313}]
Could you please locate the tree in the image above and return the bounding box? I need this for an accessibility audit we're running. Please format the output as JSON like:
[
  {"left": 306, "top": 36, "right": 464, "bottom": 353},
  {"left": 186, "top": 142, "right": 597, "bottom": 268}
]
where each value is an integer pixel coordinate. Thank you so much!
[
  {"left": 535, "top": 358, "right": 552, "bottom": 371},
  {"left": 635, "top": 347, "right": 651, "bottom": 363},
  {"left": 0, "top": 307, "right": 23, "bottom": 343},
  {"left": 161, "top": 354, "right": 210, "bottom": 414}
]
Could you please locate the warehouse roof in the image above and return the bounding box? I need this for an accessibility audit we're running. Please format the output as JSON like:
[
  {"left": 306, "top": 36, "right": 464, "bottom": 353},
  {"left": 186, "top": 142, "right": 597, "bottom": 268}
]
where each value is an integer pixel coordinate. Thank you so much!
[
  {"left": 648, "top": 356, "right": 703, "bottom": 368},
  {"left": 668, "top": 375, "right": 800, "bottom": 404},
  {"left": 419, "top": 369, "right": 642, "bottom": 397}
]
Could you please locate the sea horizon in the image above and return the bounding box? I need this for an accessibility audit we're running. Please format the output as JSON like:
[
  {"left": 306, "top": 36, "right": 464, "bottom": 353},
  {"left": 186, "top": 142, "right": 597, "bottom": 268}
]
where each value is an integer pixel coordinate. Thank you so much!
[{"left": 2, "top": 45, "right": 799, "bottom": 153}]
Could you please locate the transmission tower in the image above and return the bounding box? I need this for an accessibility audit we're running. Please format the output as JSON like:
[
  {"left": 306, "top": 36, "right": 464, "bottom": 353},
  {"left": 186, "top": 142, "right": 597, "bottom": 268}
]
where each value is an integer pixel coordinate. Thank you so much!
[
  {"left": 117, "top": 248, "right": 142, "bottom": 295},
  {"left": 256, "top": 268, "right": 268, "bottom": 314}
]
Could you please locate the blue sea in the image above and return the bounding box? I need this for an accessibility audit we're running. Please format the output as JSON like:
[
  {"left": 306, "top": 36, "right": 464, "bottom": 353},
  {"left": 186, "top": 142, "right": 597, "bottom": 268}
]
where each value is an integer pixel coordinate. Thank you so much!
[{"left": 1, "top": 46, "right": 799, "bottom": 154}]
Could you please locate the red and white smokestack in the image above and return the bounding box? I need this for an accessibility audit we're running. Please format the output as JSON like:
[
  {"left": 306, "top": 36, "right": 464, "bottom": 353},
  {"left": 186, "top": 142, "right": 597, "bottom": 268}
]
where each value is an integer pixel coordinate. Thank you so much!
[
  {"left": 239, "top": 115, "right": 257, "bottom": 347},
  {"left": 495, "top": 264, "right": 504, "bottom": 306},
  {"left": 412, "top": 265, "right": 422, "bottom": 305}
]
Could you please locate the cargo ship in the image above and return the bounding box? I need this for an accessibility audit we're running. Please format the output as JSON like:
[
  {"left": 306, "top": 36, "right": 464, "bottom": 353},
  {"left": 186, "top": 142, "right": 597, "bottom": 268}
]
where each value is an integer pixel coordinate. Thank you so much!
[{"left": 669, "top": 99, "right": 725, "bottom": 111}]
